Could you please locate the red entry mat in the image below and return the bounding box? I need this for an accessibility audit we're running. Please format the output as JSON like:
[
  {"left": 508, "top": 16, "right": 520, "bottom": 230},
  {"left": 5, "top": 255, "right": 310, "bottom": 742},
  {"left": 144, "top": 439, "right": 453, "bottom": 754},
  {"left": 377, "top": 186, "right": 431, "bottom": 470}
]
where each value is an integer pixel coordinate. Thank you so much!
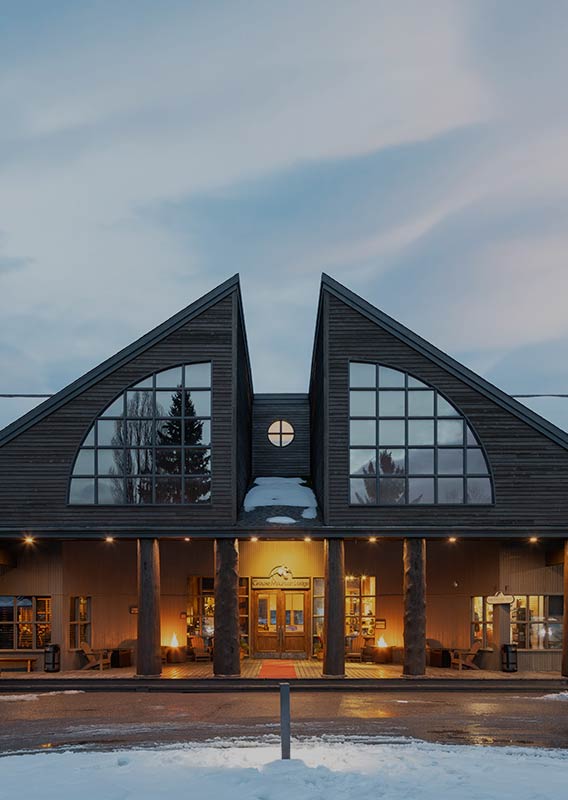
[{"left": 258, "top": 660, "right": 297, "bottom": 679}]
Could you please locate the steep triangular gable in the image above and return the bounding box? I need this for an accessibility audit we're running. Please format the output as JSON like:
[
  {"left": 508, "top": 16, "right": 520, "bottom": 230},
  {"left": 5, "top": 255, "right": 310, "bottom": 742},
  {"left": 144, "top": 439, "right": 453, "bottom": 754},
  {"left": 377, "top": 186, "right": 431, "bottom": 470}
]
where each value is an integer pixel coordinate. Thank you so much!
[
  {"left": 317, "top": 273, "right": 568, "bottom": 451},
  {"left": 0, "top": 274, "right": 245, "bottom": 447}
]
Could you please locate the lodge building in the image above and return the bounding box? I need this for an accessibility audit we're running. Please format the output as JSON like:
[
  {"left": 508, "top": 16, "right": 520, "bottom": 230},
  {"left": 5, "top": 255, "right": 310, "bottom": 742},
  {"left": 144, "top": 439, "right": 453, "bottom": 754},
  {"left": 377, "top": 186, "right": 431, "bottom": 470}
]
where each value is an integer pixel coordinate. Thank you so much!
[{"left": 0, "top": 274, "right": 567, "bottom": 678}]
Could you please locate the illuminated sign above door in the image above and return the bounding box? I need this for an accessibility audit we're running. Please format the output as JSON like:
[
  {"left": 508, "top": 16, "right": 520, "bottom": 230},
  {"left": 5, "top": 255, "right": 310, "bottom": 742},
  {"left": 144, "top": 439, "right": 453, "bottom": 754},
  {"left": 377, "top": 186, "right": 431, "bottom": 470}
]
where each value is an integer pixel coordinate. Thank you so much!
[{"left": 251, "top": 565, "right": 310, "bottom": 590}]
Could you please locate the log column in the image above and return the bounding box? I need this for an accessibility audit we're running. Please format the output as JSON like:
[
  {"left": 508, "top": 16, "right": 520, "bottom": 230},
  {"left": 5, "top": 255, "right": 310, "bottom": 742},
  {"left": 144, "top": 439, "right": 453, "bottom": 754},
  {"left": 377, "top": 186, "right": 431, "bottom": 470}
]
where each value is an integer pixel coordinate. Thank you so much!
[
  {"left": 562, "top": 540, "right": 568, "bottom": 677},
  {"left": 323, "top": 538, "right": 345, "bottom": 677},
  {"left": 214, "top": 538, "right": 241, "bottom": 677},
  {"left": 136, "top": 538, "right": 162, "bottom": 677},
  {"left": 403, "top": 537, "right": 426, "bottom": 677}
]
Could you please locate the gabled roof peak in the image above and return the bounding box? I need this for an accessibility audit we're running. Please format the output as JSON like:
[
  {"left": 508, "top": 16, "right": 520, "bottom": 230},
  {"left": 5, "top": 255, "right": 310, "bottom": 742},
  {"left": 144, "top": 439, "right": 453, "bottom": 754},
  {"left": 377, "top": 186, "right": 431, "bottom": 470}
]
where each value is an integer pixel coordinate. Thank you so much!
[{"left": 317, "top": 273, "right": 568, "bottom": 451}]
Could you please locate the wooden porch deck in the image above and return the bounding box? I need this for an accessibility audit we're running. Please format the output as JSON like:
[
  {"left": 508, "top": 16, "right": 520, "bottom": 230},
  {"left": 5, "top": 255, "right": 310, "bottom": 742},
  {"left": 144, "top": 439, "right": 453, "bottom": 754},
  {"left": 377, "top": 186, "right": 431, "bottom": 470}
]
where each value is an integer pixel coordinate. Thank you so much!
[{"left": 0, "top": 659, "right": 561, "bottom": 680}]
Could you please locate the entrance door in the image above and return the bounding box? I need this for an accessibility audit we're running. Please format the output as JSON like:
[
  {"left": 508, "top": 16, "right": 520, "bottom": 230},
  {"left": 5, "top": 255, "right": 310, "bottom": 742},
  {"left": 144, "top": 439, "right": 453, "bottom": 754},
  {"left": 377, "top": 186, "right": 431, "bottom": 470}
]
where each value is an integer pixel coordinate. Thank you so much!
[{"left": 253, "top": 589, "right": 309, "bottom": 658}]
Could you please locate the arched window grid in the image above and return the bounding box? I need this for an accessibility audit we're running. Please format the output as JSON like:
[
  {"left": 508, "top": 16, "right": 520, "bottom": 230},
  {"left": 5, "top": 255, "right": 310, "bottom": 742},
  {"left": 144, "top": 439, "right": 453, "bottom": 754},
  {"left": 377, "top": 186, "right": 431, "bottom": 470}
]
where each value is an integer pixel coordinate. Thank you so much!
[
  {"left": 68, "top": 362, "right": 212, "bottom": 506},
  {"left": 348, "top": 361, "right": 494, "bottom": 506}
]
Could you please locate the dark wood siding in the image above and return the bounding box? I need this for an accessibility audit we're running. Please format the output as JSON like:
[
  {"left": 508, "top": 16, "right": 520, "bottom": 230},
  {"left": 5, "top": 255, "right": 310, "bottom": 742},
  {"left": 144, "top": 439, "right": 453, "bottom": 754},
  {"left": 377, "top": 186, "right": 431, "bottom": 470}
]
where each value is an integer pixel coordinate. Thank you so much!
[
  {"left": 309, "top": 292, "right": 327, "bottom": 520},
  {"left": 234, "top": 294, "right": 253, "bottom": 510},
  {"left": 325, "top": 293, "right": 568, "bottom": 531},
  {"left": 252, "top": 396, "right": 310, "bottom": 478},
  {"left": 0, "top": 296, "right": 237, "bottom": 530}
]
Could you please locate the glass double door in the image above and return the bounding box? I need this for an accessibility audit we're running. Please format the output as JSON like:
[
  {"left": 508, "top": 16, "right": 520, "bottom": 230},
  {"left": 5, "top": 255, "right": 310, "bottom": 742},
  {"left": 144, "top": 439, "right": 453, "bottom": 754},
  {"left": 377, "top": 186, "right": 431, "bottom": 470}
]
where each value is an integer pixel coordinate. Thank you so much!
[{"left": 253, "top": 589, "right": 308, "bottom": 658}]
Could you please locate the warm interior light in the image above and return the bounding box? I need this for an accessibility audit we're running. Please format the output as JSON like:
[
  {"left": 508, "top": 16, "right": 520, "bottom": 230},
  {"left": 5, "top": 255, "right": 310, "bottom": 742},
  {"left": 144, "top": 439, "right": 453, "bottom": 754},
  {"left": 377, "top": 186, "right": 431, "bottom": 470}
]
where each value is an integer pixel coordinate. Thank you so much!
[
  {"left": 529, "top": 537, "right": 538, "bottom": 543},
  {"left": 449, "top": 537, "right": 457, "bottom": 543},
  {"left": 369, "top": 537, "right": 377, "bottom": 543},
  {"left": 361, "top": 574, "right": 367, "bottom": 580},
  {"left": 250, "top": 537, "right": 258, "bottom": 542},
  {"left": 23, "top": 536, "right": 35, "bottom": 545},
  {"left": 170, "top": 632, "right": 179, "bottom": 647},
  {"left": 105, "top": 536, "right": 114, "bottom": 543},
  {"left": 377, "top": 636, "right": 388, "bottom": 648},
  {"left": 304, "top": 537, "right": 312, "bottom": 542}
]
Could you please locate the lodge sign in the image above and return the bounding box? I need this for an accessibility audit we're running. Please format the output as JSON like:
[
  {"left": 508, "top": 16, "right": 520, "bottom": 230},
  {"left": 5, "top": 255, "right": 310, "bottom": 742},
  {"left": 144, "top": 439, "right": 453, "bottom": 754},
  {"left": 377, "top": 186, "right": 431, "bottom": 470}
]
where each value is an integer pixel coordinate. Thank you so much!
[{"left": 251, "top": 565, "right": 310, "bottom": 590}]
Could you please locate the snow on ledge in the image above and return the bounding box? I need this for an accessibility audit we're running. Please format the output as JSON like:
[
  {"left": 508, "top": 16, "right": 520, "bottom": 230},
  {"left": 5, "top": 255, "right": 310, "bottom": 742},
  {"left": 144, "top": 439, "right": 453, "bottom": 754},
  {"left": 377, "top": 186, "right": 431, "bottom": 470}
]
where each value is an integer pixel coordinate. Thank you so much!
[
  {"left": 244, "top": 477, "right": 317, "bottom": 513},
  {"left": 266, "top": 516, "right": 296, "bottom": 525}
]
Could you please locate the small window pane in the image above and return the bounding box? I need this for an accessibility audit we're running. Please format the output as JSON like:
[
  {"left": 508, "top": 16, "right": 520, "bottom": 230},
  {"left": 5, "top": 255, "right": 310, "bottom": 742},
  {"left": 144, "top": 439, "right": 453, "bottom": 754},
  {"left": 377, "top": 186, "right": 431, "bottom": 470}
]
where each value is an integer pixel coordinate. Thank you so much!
[
  {"left": 0, "top": 597, "right": 14, "bottom": 622},
  {"left": 155, "top": 367, "right": 183, "bottom": 388},
  {"left": 126, "top": 448, "right": 153, "bottom": 475},
  {"left": 126, "top": 391, "right": 154, "bottom": 417},
  {"left": 437, "top": 395, "right": 459, "bottom": 416},
  {"left": 281, "top": 433, "right": 294, "bottom": 447},
  {"left": 378, "top": 448, "right": 405, "bottom": 475},
  {"left": 281, "top": 421, "right": 294, "bottom": 434},
  {"left": 350, "top": 420, "right": 376, "bottom": 446},
  {"left": 379, "top": 366, "right": 405, "bottom": 387},
  {"left": 350, "top": 477, "right": 377, "bottom": 504},
  {"left": 156, "top": 419, "right": 182, "bottom": 446},
  {"left": 155, "top": 390, "right": 183, "bottom": 417},
  {"left": 155, "top": 448, "right": 182, "bottom": 475},
  {"left": 467, "top": 477, "right": 492, "bottom": 504},
  {"left": 98, "top": 478, "right": 125, "bottom": 504},
  {"left": 126, "top": 477, "right": 153, "bottom": 504},
  {"left": 438, "top": 419, "right": 464, "bottom": 445},
  {"left": 101, "top": 396, "right": 124, "bottom": 417},
  {"left": 408, "top": 376, "right": 428, "bottom": 388},
  {"left": 408, "top": 419, "right": 434, "bottom": 446},
  {"left": 155, "top": 477, "right": 182, "bottom": 503},
  {"left": 69, "top": 479, "right": 94, "bottom": 504},
  {"left": 438, "top": 477, "right": 463, "bottom": 504},
  {"left": 378, "top": 419, "right": 405, "bottom": 446},
  {"left": 350, "top": 449, "right": 376, "bottom": 476},
  {"left": 350, "top": 391, "right": 376, "bottom": 416},
  {"left": 97, "top": 420, "right": 124, "bottom": 447},
  {"left": 125, "top": 419, "right": 154, "bottom": 447},
  {"left": 408, "top": 448, "right": 434, "bottom": 474},
  {"left": 185, "top": 419, "right": 211, "bottom": 446},
  {"left": 83, "top": 427, "right": 95, "bottom": 447},
  {"left": 186, "top": 362, "right": 211, "bottom": 387},
  {"left": 97, "top": 448, "right": 124, "bottom": 476},
  {"left": 378, "top": 391, "right": 405, "bottom": 417},
  {"left": 408, "top": 390, "right": 434, "bottom": 417},
  {"left": 132, "top": 376, "right": 153, "bottom": 389},
  {"left": 438, "top": 449, "right": 463, "bottom": 475},
  {"left": 409, "top": 477, "right": 434, "bottom": 504},
  {"left": 73, "top": 449, "right": 95, "bottom": 475},
  {"left": 379, "top": 477, "right": 405, "bottom": 504},
  {"left": 185, "top": 477, "right": 212, "bottom": 503},
  {"left": 467, "top": 449, "right": 489, "bottom": 474},
  {"left": 185, "top": 390, "right": 211, "bottom": 417},
  {"left": 466, "top": 426, "right": 477, "bottom": 446},
  {"left": 350, "top": 362, "right": 376, "bottom": 388},
  {"left": 185, "top": 448, "right": 212, "bottom": 475}
]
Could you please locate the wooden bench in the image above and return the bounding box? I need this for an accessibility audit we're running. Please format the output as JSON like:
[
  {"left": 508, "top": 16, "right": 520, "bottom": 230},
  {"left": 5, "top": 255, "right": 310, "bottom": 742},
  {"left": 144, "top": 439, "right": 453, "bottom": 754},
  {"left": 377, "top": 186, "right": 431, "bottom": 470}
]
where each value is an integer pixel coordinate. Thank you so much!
[{"left": 0, "top": 657, "right": 37, "bottom": 674}]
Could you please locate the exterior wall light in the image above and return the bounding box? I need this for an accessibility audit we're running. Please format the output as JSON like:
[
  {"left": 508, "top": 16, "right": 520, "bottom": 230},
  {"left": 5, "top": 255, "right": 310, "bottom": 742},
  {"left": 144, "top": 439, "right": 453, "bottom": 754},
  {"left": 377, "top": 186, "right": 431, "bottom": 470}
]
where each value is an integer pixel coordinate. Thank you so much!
[
  {"left": 448, "top": 537, "right": 457, "bottom": 543},
  {"left": 250, "top": 537, "right": 258, "bottom": 542},
  {"left": 23, "top": 536, "right": 35, "bottom": 545},
  {"left": 105, "top": 536, "right": 114, "bottom": 543},
  {"left": 369, "top": 537, "right": 377, "bottom": 543},
  {"left": 184, "top": 537, "right": 191, "bottom": 542},
  {"left": 304, "top": 537, "right": 312, "bottom": 542},
  {"left": 529, "top": 537, "right": 539, "bottom": 543}
]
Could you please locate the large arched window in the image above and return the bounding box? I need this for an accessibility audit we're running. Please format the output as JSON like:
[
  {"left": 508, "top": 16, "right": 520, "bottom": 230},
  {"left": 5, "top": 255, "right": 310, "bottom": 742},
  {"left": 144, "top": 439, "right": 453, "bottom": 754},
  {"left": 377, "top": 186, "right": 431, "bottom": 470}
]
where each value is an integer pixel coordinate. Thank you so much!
[
  {"left": 69, "top": 363, "right": 211, "bottom": 505},
  {"left": 349, "top": 362, "right": 493, "bottom": 506}
]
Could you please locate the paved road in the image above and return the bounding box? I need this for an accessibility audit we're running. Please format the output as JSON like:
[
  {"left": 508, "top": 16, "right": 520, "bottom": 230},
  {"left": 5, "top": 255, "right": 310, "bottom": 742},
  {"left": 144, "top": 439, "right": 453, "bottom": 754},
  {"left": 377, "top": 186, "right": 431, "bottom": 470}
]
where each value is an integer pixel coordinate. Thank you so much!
[{"left": 0, "top": 690, "right": 566, "bottom": 753}]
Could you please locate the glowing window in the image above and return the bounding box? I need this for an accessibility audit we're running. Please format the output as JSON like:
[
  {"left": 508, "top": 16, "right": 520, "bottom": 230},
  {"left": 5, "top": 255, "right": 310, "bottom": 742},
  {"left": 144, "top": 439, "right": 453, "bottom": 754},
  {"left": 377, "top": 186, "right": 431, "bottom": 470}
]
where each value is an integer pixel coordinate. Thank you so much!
[{"left": 268, "top": 420, "right": 294, "bottom": 447}]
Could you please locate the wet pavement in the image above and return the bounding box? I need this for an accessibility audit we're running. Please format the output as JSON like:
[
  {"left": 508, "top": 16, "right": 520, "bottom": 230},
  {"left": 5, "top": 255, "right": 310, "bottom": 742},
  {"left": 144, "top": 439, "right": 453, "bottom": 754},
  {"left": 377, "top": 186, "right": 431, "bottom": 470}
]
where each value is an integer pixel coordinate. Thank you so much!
[{"left": 0, "top": 690, "right": 567, "bottom": 754}]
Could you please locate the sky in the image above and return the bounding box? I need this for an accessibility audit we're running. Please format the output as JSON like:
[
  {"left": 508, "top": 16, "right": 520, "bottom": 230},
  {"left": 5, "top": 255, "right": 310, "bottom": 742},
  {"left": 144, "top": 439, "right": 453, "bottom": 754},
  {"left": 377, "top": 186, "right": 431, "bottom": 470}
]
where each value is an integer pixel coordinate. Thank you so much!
[{"left": 1, "top": 1, "right": 568, "bottom": 432}]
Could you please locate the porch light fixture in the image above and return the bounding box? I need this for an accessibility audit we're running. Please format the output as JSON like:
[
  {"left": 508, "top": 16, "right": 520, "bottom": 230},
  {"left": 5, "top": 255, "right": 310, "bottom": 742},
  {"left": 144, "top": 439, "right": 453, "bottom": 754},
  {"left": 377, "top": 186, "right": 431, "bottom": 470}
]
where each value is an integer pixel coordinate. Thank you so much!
[
  {"left": 23, "top": 535, "right": 35, "bottom": 545},
  {"left": 529, "top": 537, "right": 539, "bottom": 543},
  {"left": 369, "top": 537, "right": 377, "bottom": 543},
  {"left": 105, "top": 536, "right": 114, "bottom": 543},
  {"left": 304, "top": 537, "right": 312, "bottom": 542},
  {"left": 448, "top": 537, "right": 457, "bottom": 543},
  {"left": 184, "top": 537, "right": 191, "bottom": 542},
  {"left": 250, "top": 536, "right": 258, "bottom": 542}
]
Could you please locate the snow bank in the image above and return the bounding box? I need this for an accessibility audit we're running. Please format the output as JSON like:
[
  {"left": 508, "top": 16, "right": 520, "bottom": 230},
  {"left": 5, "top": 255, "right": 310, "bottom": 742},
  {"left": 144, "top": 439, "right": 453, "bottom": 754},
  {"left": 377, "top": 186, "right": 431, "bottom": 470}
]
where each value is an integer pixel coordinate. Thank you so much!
[
  {"left": 541, "top": 691, "right": 568, "bottom": 701},
  {"left": 244, "top": 478, "right": 317, "bottom": 514},
  {"left": 1, "top": 738, "right": 567, "bottom": 800},
  {"left": 0, "top": 690, "right": 84, "bottom": 702}
]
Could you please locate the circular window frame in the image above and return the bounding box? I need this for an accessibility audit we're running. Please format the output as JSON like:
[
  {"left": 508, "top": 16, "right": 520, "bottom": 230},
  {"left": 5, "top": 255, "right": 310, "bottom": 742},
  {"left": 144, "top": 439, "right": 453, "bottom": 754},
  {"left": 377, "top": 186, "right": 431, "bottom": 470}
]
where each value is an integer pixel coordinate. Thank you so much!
[{"left": 267, "top": 420, "right": 295, "bottom": 448}]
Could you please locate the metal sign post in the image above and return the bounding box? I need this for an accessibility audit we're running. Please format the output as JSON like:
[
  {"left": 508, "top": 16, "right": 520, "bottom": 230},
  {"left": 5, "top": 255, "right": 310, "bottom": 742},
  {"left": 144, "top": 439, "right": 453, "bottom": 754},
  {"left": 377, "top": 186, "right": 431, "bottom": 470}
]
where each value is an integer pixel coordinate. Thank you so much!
[{"left": 280, "top": 682, "right": 291, "bottom": 760}]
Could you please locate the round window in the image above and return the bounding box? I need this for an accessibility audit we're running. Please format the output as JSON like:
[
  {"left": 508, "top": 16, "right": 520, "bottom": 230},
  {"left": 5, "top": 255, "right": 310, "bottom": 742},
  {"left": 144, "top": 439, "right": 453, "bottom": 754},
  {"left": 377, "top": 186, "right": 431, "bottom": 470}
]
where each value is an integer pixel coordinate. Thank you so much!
[{"left": 268, "top": 420, "right": 294, "bottom": 447}]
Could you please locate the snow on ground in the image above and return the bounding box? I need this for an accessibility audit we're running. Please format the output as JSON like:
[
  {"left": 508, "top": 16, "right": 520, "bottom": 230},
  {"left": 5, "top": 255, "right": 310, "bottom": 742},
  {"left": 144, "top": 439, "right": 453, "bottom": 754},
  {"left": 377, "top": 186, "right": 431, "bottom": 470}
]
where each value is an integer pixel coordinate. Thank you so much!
[
  {"left": 244, "top": 478, "right": 317, "bottom": 514},
  {"left": 2, "top": 738, "right": 567, "bottom": 800},
  {"left": 541, "top": 691, "right": 568, "bottom": 701},
  {"left": 0, "top": 691, "right": 84, "bottom": 702},
  {"left": 266, "top": 516, "right": 297, "bottom": 524}
]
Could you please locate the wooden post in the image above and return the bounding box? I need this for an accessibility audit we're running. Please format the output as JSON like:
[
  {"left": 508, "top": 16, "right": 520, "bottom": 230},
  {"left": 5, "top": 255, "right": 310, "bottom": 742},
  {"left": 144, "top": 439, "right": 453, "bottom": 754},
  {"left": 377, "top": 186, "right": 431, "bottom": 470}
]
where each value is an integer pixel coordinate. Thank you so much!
[
  {"left": 214, "top": 537, "right": 241, "bottom": 677},
  {"left": 323, "top": 538, "right": 345, "bottom": 677},
  {"left": 403, "top": 537, "right": 426, "bottom": 677},
  {"left": 562, "top": 540, "right": 568, "bottom": 677},
  {"left": 136, "top": 538, "right": 162, "bottom": 677}
]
